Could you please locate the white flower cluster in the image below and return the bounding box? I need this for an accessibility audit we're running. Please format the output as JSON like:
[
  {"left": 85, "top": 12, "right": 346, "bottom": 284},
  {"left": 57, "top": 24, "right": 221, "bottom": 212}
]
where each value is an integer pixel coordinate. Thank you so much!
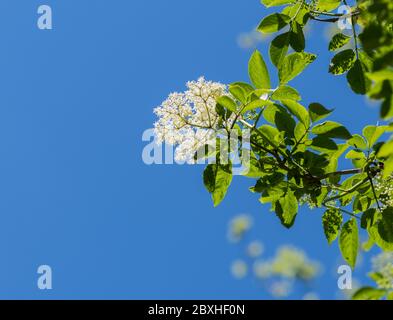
[
  {"left": 372, "top": 252, "right": 393, "bottom": 290},
  {"left": 374, "top": 173, "right": 393, "bottom": 210},
  {"left": 154, "top": 77, "right": 234, "bottom": 163}
]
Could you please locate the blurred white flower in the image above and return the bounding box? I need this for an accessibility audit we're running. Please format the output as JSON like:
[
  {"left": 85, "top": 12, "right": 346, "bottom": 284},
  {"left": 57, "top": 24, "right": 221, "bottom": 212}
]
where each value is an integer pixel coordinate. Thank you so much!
[
  {"left": 253, "top": 260, "right": 272, "bottom": 279},
  {"left": 247, "top": 241, "right": 264, "bottom": 258},
  {"left": 303, "top": 292, "right": 320, "bottom": 300},
  {"left": 372, "top": 252, "right": 393, "bottom": 290},
  {"left": 227, "top": 214, "right": 253, "bottom": 242},
  {"left": 269, "top": 280, "right": 293, "bottom": 298},
  {"left": 231, "top": 260, "right": 248, "bottom": 279}
]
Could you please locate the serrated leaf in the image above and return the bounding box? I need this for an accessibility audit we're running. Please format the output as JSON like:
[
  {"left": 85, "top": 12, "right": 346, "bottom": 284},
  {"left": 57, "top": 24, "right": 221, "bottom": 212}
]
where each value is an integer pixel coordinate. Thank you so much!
[
  {"left": 329, "top": 49, "right": 356, "bottom": 75},
  {"left": 339, "top": 218, "right": 359, "bottom": 269},
  {"left": 249, "top": 50, "right": 271, "bottom": 89},
  {"left": 323, "top": 209, "right": 343, "bottom": 244},
  {"left": 258, "top": 13, "right": 291, "bottom": 34},
  {"left": 270, "top": 32, "right": 290, "bottom": 67},
  {"left": 329, "top": 33, "right": 351, "bottom": 51},
  {"left": 312, "top": 121, "right": 352, "bottom": 140},
  {"left": 308, "top": 103, "right": 333, "bottom": 123},
  {"left": 279, "top": 52, "right": 317, "bottom": 84},
  {"left": 347, "top": 60, "right": 371, "bottom": 95},
  {"left": 203, "top": 163, "right": 232, "bottom": 207}
]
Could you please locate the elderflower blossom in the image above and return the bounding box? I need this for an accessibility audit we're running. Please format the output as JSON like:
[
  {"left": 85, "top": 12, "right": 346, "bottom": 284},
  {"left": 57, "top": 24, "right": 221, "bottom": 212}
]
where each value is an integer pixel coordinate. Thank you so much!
[
  {"left": 374, "top": 173, "right": 393, "bottom": 210},
  {"left": 372, "top": 252, "right": 393, "bottom": 290},
  {"left": 154, "top": 77, "right": 235, "bottom": 163}
]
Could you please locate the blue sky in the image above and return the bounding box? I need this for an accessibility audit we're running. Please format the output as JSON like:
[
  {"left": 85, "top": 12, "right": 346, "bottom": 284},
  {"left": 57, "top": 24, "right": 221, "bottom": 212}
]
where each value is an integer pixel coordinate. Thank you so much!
[{"left": 0, "top": 0, "right": 382, "bottom": 299}]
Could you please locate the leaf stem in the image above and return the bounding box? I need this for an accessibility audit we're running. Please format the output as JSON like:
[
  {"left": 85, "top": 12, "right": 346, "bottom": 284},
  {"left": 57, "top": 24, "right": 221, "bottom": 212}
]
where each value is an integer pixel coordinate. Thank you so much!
[{"left": 322, "top": 177, "right": 369, "bottom": 205}]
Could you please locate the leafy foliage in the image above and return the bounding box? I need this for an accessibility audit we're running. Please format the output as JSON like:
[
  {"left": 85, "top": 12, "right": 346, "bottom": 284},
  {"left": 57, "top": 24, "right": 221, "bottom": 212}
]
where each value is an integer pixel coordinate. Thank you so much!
[{"left": 153, "top": 0, "right": 393, "bottom": 294}]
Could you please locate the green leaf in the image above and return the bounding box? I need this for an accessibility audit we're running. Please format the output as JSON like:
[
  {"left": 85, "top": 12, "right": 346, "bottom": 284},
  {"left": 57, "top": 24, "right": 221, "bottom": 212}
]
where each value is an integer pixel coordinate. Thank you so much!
[
  {"left": 339, "top": 218, "right": 359, "bottom": 269},
  {"left": 376, "top": 207, "right": 393, "bottom": 246},
  {"left": 308, "top": 103, "right": 333, "bottom": 123},
  {"left": 348, "top": 134, "right": 368, "bottom": 150},
  {"left": 289, "top": 22, "right": 305, "bottom": 52},
  {"left": 346, "top": 150, "right": 367, "bottom": 168},
  {"left": 257, "top": 125, "right": 280, "bottom": 144},
  {"left": 353, "top": 195, "right": 372, "bottom": 213},
  {"left": 312, "top": 121, "right": 352, "bottom": 140},
  {"left": 363, "top": 125, "right": 387, "bottom": 148},
  {"left": 272, "top": 85, "right": 301, "bottom": 101},
  {"left": 294, "top": 121, "right": 308, "bottom": 143},
  {"left": 361, "top": 208, "right": 377, "bottom": 230},
  {"left": 282, "top": 3, "right": 309, "bottom": 26},
  {"left": 382, "top": 154, "right": 393, "bottom": 178},
  {"left": 216, "top": 96, "right": 237, "bottom": 113},
  {"left": 381, "top": 95, "right": 393, "bottom": 120},
  {"left": 203, "top": 163, "right": 232, "bottom": 207},
  {"left": 269, "top": 32, "right": 290, "bottom": 67},
  {"left": 229, "top": 85, "right": 247, "bottom": 104},
  {"left": 329, "top": 49, "right": 356, "bottom": 75},
  {"left": 275, "top": 189, "right": 298, "bottom": 228},
  {"left": 322, "top": 209, "right": 343, "bottom": 244},
  {"left": 242, "top": 99, "right": 273, "bottom": 113},
  {"left": 279, "top": 52, "right": 317, "bottom": 84},
  {"left": 377, "top": 140, "right": 393, "bottom": 159},
  {"left": 261, "top": 0, "right": 295, "bottom": 7},
  {"left": 282, "top": 100, "right": 310, "bottom": 126},
  {"left": 366, "top": 70, "right": 393, "bottom": 82},
  {"left": 263, "top": 104, "right": 296, "bottom": 135},
  {"left": 328, "top": 33, "right": 351, "bottom": 51},
  {"left": 309, "top": 136, "right": 338, "bottom": 153},
  {"left": 230, "top": 82, "right": 254, "bottom": 95},
  {"left": 347, "top": 60, "right": 371, "bottom": 95},
  {"left": 352, "top": 287, "right": 387, "bottom": 300},
  {"left": 249, "top": 50, "right": 271, "bottom": 89},
  {"left": 316, "top": 0, "right": 341, "bottom": 12},
  {"left": 258, "top": 13, "right": 291, "bottom": 34},
  {"left": 345, "top": 149, "right": 366, "bottom": 160}
]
